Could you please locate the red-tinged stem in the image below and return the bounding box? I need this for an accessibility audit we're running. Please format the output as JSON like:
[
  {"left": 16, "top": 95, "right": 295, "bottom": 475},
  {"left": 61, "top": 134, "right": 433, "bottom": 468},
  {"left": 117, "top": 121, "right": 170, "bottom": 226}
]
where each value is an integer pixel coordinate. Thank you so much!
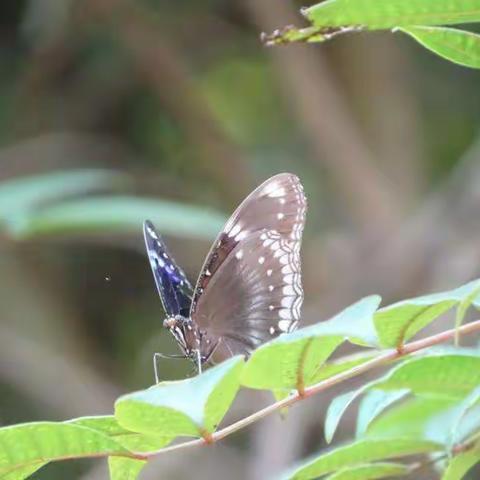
[{"left": 138, "top": 318, "right": 480, "bottom": 459}]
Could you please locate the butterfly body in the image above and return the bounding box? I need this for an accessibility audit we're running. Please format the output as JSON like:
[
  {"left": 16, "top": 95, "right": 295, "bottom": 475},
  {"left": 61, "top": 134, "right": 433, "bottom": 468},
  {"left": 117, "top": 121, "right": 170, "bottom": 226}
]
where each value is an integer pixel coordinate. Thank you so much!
[{"left": 144, "top": 173, "right": 307, "bottom": 375}]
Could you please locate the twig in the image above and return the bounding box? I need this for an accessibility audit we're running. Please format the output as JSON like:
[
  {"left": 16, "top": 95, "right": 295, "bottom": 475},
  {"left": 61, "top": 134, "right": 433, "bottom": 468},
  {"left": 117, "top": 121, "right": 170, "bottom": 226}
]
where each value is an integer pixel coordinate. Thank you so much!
[{"left": 136, "top": 317, "right": 480, "bottom": 459}]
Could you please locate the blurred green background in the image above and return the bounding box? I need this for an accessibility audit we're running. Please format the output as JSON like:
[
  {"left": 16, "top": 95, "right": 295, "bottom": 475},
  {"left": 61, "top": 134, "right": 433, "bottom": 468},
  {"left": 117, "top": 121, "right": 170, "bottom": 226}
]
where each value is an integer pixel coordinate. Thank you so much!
[{"left": 1, "top": 1, "right": 480, "bottom": 479}]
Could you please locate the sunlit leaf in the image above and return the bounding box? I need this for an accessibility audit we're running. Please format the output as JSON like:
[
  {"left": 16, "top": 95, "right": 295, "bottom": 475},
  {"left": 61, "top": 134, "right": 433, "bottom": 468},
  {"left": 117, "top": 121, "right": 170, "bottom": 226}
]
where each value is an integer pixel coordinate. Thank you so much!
[
  {"left": 398, "top": 27, "right": 480, "bottom": 69},
  {"left": 325, "top": 462, "right": 410, "bottom": 480},
  {"left": 0, "top": 416, "right": 159, "bottom": 480},
  {"left": 115, "top": 356, "right": 244, "bottom": 438},
  {"left": 242, "top": 296, "right": 381, "bottom": 391},
  {"left": 282, "top": 437, "right": 441, "bottom": 479},
  {"left": 374, "top": 352, "right": 480, "bottom": 399},
  {"left": 374, "top": 279, "right": 480, "bottom": 347},
  {"left": 305, "top": 0, "right": 480, "bottom": 30},
  {"left": 8, "top": 196, "right": 226, "bottom": 240},
  {"left": 0, "top": 422, "right": 129, "bottom": 476}
]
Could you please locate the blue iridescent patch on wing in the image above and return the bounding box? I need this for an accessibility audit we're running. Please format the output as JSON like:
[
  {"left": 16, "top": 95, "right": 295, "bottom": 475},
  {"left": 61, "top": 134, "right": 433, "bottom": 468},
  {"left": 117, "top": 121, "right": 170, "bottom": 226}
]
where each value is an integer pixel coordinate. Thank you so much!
[{"left": 143, "top": 220, "right": 193, "bottom": 317}]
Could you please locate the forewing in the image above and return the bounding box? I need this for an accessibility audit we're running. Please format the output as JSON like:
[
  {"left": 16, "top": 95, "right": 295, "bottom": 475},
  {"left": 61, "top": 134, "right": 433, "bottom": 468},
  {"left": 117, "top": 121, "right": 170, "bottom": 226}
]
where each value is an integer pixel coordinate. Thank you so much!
[
  {"left": 143, "top": 220, "right": 193, "bottom": 318},
  {"left": 191, "top": 173, "right": 306, "bottom": 314},
  {"left": 190, "top": 173, "right": 306, "bottom": 357}
]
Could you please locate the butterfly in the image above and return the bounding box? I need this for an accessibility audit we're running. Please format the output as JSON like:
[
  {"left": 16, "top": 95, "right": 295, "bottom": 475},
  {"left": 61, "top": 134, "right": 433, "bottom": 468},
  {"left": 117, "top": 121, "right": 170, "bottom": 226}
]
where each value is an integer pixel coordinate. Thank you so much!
[{"left": 143, "top": 173, "right": 307, "bottom": 380}]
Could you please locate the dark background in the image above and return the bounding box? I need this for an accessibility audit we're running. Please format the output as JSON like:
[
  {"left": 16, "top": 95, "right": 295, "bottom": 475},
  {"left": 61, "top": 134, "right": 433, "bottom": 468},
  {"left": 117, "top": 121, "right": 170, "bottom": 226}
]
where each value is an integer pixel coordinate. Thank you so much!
[{"left": 1, "top": 1, "right": 480, "bottom": 479}]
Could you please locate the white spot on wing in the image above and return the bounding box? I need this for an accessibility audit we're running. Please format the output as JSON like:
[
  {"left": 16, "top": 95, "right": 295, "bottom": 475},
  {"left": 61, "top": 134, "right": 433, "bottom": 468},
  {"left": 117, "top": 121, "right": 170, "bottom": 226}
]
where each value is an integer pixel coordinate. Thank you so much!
[
  {"left": 235, "top": 250, "right": 244, "bottom": 260},
  {"left": 278, "top": 319, "right": 291, "bottom": 331},
  {"left": 258, "top": 256, "right": 265, "bottom": 264}
]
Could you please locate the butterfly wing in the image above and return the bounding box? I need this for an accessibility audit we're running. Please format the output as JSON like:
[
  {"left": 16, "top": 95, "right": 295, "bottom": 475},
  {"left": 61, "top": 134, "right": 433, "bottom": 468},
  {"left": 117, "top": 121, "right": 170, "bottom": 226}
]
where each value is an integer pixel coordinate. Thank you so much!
[
  {"left": 143, "top": 220, "right": 193, "bottom": 318},
  {"left": 190, "top": 173, "right": 306, "bottom": 357}
]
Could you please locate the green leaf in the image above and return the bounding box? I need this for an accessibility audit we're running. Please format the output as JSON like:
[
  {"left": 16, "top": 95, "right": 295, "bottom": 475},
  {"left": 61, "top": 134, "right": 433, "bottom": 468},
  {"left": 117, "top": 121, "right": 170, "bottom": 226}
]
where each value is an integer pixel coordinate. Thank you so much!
[
  {"left": 69, "top": 415, "right": 173, "bottom": 451},
  {"left": 445, "top": 386, "right": 480, "bottom": 449},
  {"left": 242, "top": 296, "right": 381, "bottom": 391},
  {"left": 108, "top": 457, "right": 147, "bottom": 480},
  {"left": 0, "top": 416, "right": 148, "bottom": 480},
  {"left": 324, "top": 382, "right": 377, "bottom": 444},
  {"left": 374, "top": 352, "right": 480, "bottom": 399},
  {"left": 0, "top": 463, "right": 47, "bottom": 480},
  {"left": 0, "top": 169, "right": 127, "bottom": 225},
  {"left": 325, "top": 384, "right": 408, "bottom": 444},
  {"left": 282, "top": 438, "right": 441, "bottom": 479},
  {"left": 311, "top": 350, "right": 381, "bottom": 384},
  {"left": 0, "top": 422, "right": 129, "bottom": 476},
  {"left": 68, "top": 415, "right": 130, "bottom": 436},
  {"left": 442, "top": 445, "right": 480, "bottom": 479},
  {"left": 115, "top": 356, "right": 244, "bottom": 438},
  {"left": 455, "top": 282, "right": 480, "bottom": 344},
  {"left": 305, "top": 0, "right": 480, "bottom": 30},
  {"left": 366, "top": 396, "right": 458, "bottom": 440},
  {"left": 364, "top": 392, "right": 480, "bottom": 448},
  {"left": 374, "top": 279, "right": 480, "bottom": 348},
  {"left": 397, "top": 27, "right": 480, "bottom": 69},
  {"left": 356, "top": 389, "right": 411, "bottom": 438},
  {"left": 324, "top": 462, "right": 410, "bottom": 480},
  {"left": 8, "top": 196, "right": 226, "bottom": 240},
  {"left": 107, "top": 428, "right": 172, "bottom": 480}
]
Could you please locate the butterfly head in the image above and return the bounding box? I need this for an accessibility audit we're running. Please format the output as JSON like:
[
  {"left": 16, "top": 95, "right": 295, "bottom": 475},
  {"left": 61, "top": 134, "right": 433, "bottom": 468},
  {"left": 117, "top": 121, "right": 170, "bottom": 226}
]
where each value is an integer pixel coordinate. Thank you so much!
[{"left": 163, "top": 314, "right": 215, "bottom": 366}]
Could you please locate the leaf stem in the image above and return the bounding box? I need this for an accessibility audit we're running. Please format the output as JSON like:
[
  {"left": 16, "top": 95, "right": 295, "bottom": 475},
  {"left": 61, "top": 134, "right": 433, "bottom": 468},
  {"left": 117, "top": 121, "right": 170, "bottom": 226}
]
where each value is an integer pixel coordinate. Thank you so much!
[{"left": 139, "top": 318, "right": 480, "bottom": 458}]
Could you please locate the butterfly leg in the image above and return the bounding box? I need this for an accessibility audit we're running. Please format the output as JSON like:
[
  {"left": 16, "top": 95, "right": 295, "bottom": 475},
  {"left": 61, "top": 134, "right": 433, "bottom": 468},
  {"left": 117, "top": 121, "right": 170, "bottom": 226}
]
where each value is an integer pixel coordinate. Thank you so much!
[
  {"left": 196, "top": 349, "right": 202, "bottom": 375},
  {"left": 153, "top": 352, "right": 186, "bottom": 383},
  {"left": 204, "top": 338, "right": 223, "bottom": 366}
]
